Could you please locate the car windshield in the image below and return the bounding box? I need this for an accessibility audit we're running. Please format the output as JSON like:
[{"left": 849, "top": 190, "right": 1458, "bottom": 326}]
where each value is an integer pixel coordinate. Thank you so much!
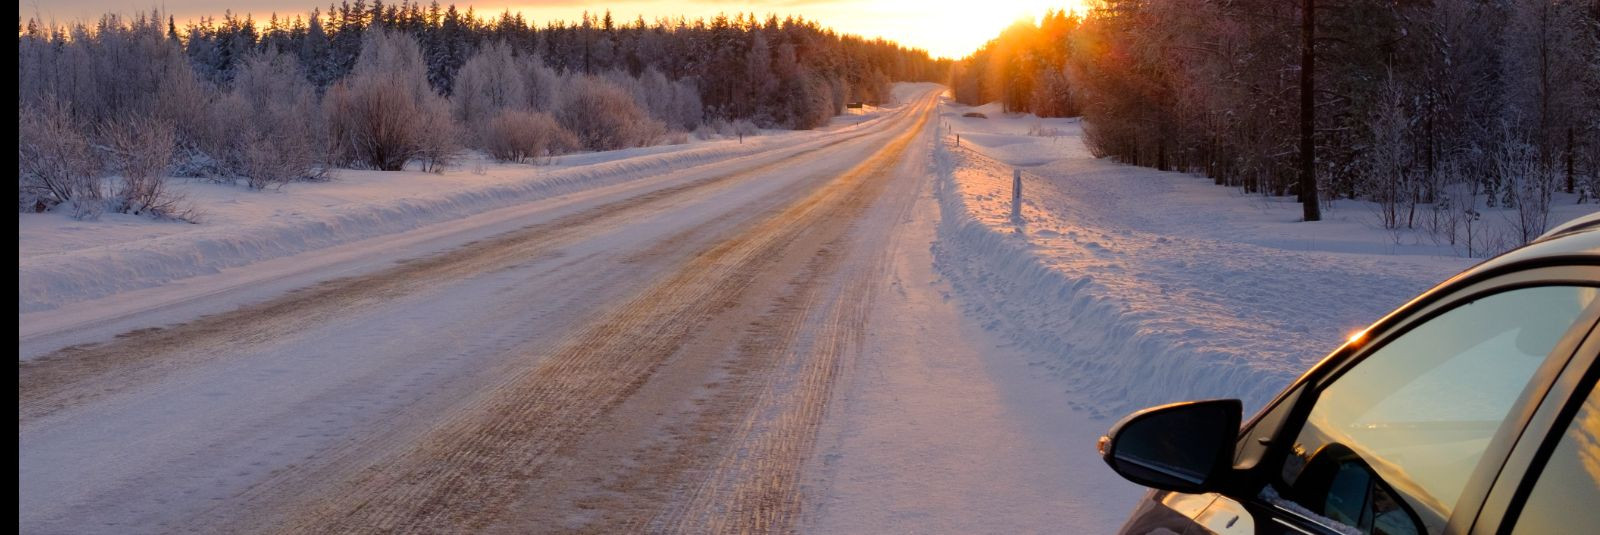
[{"left": 1280, "top": 286, "right": 1598, "bottom": 532}]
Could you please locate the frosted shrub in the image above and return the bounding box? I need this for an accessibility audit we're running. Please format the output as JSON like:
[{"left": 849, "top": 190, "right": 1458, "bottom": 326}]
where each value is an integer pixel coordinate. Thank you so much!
[
  {"left": 690, "top": 118, "right": 756, "bottom": 141},
  {"left": 326, "top": 30, "right": 458, "bottom": 171},
  {"left": 1496, "top": 135, "right": 1556, "bottom": 243},
  {"left": 1026, "top": 123, "right": 1063, "bottom": 137},
  {"left": 414, "top": 98, "right": 462, "bottom": 173},
  {"left": 194, "top": 52, "right": 332, "bottom": 188},
  {"left": 236, "top": 98, "right": 328, "bottom": 189},
  {"left": 18, "top": 102, "right": 104, "bottom": 216},
  {"left": 482, "top": 110, "right": 577, "bottom": 163},
  {"left": 326, "top": 79, "right": 417, "bottom": 171},
  {"left": 731, "top": 119, "right": 759, "bottom": 137},
  {"left": 101, "top": 115, "right": 192, "bottom": 219},
  {"left": 693, "top": 123, "right": 720, "bottom": 140},
  {"left": 238, "top": 134, "right": 308, "bottom": 189},
  {"left": 708, "top": 118, "right": 734, "bottom": 138},
  {"left": 556, "top": 77, "right": 667, "bottom": 152}
]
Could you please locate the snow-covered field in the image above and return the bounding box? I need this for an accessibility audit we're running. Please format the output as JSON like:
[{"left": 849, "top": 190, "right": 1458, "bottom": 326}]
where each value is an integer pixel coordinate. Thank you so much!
[{"left": 932, "top": 98, "right": 1598, "bottom": 415}]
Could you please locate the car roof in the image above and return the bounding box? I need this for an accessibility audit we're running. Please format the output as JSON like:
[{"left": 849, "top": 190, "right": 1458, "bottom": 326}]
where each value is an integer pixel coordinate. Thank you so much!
[
  {"left": 1459, "top": 217, "right": 1600, "bottom": 281},
  {"left": 1537, "top": 211, "right": 1600, "bottom": 241}
]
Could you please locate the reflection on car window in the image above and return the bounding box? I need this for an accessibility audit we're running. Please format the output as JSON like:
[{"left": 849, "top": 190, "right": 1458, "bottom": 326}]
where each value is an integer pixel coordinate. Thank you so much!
[
  {"left": 1277, "top": 286, "right": 1597, "bottom": 534},
  {"left": 1511, "top": 383, "right": 1600, "bottom": 534}
]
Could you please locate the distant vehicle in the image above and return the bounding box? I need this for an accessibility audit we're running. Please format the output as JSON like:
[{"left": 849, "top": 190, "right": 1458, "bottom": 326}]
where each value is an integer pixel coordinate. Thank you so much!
[
  {"left": 1100, "top": 213, "right": 1600, "bottom": 535},
  {"left": 962, "top": 112, "right": 988, "bottom": 118}
]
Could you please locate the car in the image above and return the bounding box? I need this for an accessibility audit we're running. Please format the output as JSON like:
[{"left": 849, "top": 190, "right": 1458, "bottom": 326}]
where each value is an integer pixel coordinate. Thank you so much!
[{"left": 1099, "top": 213, "right": 1600, "bottom": 535}]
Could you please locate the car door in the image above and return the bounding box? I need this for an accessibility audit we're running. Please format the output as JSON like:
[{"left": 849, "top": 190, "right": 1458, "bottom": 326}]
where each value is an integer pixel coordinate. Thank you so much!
[
  {"left": 1470, "top": 315, "right": 1599, "bottom": 535},
  {"left": 1122, "top": 269, "right": 1600, "bottom": 535}
]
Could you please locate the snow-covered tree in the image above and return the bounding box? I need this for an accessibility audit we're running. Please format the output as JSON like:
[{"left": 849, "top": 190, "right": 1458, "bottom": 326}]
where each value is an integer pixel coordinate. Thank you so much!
[{"left": 452, "top": 41, "right": 528, "bottom": 141}]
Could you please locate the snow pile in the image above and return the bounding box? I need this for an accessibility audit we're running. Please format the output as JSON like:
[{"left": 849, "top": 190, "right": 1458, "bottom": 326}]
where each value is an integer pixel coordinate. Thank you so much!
[
  {"left": 928, "top": 104, "right": 1597, "bottom": 415},
  {"left": 18, "top": 113, "right": 900, "bottom": 314},
  {"left": 932, "top": 141, "right": 1305, "bottom": 415}
]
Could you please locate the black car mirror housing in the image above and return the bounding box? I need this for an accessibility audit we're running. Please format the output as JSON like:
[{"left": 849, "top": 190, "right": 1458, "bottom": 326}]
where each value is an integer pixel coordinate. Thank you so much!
[{"left": 1100, "top": 399, "right": 1243, "bottom": 494}]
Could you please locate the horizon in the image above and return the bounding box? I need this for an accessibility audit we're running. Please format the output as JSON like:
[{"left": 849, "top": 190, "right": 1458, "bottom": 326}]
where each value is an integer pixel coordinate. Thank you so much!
[{"left": 17, "top": 0, "right": 1090, "bottom": 59}]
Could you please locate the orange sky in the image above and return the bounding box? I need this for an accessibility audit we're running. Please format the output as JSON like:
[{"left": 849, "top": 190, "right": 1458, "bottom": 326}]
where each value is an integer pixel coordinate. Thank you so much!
[{"left": 20, "top": 0, "right": 1089, "bottom": 59}]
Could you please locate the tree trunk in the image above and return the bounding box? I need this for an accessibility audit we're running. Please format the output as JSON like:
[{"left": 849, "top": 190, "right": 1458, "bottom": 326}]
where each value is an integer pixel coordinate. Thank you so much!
[
  {"left": 1299, "top": 0, "right": 1321, "bottom": 221},
  {"left": 1568, "top": 126, "right": 1576, "bottom": 194}
]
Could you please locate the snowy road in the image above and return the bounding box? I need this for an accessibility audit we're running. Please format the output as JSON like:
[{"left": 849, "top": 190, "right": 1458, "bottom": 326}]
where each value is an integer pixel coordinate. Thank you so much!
[{"left": 22, "top": 88, "right": 1124, "bottom": 533}]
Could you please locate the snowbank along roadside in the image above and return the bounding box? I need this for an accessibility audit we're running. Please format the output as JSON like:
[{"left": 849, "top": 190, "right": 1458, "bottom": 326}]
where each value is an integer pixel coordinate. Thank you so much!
[{"left": 929, "top": 98, "right": 1598, "bottom": 415}]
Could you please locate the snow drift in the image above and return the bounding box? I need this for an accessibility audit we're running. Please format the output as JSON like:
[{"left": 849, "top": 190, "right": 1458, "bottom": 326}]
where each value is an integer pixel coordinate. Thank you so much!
[{"left": 929, "top": 133, "right": 1470, "bottom": 415}]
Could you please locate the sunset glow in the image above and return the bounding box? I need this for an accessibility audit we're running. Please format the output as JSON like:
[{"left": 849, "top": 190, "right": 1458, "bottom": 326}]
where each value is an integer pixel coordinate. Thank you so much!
[{"left": 21, "top": 0, "right": 1091, "bottom": 58}]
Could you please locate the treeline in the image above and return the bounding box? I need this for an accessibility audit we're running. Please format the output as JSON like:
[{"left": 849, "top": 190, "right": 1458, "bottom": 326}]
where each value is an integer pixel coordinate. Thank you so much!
[
  {"left": 17, "top": 4, "right": 946, "bottom": 218},
  {"left": 952, "top": 1, "right": 1600, "bottom": 251},
  {"left": 949, "top": 10, "right": 1079, "bottom": 117}
]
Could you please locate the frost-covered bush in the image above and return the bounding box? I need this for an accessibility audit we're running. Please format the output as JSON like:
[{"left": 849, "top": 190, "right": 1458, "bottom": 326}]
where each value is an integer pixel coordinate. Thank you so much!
[
  {"left": 693, "top": 123, "right": 721, "bottom": 140},
  {"left": 1496, "top": 131, "right": 1557, "bottom": 244},
  {"left": 18, "top": 102, "right": 104, "bottom": 216},
  {"left": 556, "top": 77, "right": 667, "bottom": 152},
  {"left": 697, "top": 118, "right": 759, "bottom": 139},
  {"left": 731, "top": 119, "right": 759, "bottom": 137},
  {"left": 101, "top": 114, "right": 192, "bottom": 219},
  {"left": 226, "top": 51, "right": 330, "bottom": 187},
  {"left": 482, "top": 110, "right": 577, "bottom": 163},
  {"left": 17, "top": 12, "right": 214, "bottom": 211},
  {"left": 414, "top": 97, "right": 463, "bottom": 173},
  {"left": 325, "top": 80, "right": 415, "bottom": 171},
  {"left": 326, "top": 29, "right": 458, "bottom": 171}
]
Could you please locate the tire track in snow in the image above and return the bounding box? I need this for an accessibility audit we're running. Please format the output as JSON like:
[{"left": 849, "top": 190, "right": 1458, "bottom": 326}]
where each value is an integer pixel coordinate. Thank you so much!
[{"left": 652, "top": 121, "right": 915, "bottom": 534}]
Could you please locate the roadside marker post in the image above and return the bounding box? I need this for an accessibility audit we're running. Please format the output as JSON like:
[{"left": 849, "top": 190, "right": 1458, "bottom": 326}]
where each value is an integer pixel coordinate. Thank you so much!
[{"left": 1012, "top": 168, "right": 1023, "bottom": 220}]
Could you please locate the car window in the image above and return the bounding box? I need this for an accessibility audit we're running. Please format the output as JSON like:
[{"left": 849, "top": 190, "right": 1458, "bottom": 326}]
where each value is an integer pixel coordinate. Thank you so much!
[
  {"left": 1274, "top": 285, "right": 1598, "bottom": 534},
  {"left": 1509, "top": 382, "right": 1599, "bottom": 535}
]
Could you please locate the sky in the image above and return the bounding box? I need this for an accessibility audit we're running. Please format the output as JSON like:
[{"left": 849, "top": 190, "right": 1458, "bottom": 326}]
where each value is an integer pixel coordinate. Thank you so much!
[{"left": 18, "top": 0, "right": 1090, "bottom": 59}]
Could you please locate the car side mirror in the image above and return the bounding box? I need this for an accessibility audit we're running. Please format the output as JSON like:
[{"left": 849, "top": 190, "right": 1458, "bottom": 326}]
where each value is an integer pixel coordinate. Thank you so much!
[{"left": 1098, "top": 399, "right": 1242, "bottom": 494}]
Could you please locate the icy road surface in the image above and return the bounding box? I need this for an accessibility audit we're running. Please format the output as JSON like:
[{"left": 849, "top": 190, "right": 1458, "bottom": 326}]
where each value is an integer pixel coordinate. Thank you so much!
[{"left": 20, "top": 87, "right": 1132, "bottom": 533}]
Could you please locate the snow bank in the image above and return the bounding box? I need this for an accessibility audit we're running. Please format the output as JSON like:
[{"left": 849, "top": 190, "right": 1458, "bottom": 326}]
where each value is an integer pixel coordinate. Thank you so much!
[
  {"left": 18, "top": 111, "right": 903, "bottom": 314},
  {"left": 932, "top": 142, "right": 1291, "bottom": 414},
  {"left": 927, "top": 109, "right": 1519, "bottom": 415}
]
